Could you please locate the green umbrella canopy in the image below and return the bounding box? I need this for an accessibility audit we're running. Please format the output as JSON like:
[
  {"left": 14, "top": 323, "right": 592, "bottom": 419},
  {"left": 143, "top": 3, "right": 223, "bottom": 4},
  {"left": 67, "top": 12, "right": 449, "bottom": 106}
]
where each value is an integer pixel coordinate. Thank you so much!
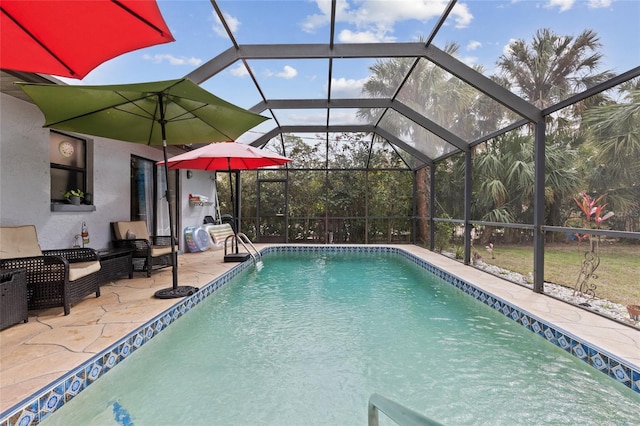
[
  {"left": 17, "top": 78, "right": 268, "bottom": 299},
  {"left": 17, "top": 78, "right": 268, "bottom": 145}
]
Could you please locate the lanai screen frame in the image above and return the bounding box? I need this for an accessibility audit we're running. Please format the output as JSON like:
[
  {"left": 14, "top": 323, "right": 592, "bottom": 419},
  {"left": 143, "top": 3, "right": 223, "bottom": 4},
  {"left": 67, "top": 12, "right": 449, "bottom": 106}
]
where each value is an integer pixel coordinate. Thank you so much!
[{"left": 186, "top": 0, "right": 640, "bottom": 296}]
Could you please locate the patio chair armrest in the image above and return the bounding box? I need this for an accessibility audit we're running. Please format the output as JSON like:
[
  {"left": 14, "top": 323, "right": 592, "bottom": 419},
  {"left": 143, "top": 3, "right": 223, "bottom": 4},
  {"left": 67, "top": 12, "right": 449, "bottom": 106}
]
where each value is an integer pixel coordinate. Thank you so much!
[
  {"left": 114, "top": 238, "right": 153, "bottom": 258},
  {"left": 43, "top": 248, "right": 99, "bottom": 263},
  {"left": 151, "top": 235, "right": 174, "bottom": 246},
  {"left": 114, "top": 238, "right": 152, "bottom": 247},
  {"left": 1, "top": 255, "right": 68, "bottom": 283}
]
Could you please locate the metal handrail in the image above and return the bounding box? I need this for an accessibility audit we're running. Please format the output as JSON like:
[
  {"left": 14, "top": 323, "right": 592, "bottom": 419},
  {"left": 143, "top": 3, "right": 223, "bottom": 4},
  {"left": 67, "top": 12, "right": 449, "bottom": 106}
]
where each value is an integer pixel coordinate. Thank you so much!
[
  {"left": 236, "top": 232, "right": 262, "bottom": 264},
  {"left": 368, "top": 393, "right": 443, "bottom": 426},
  {"left": 224, "top": 233, "right": 262, "bottom": 266}
]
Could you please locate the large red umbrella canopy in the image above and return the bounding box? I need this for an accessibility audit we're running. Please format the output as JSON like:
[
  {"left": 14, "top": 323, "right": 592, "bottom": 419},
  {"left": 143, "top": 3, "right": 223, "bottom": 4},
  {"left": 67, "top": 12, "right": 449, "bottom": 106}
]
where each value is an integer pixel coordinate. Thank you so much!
[
  {"left": 0, "top": 0, "right": 174, "bottom": 79},
  {"left": 159, "top": 141, "right": 292, "bottom": 171}
]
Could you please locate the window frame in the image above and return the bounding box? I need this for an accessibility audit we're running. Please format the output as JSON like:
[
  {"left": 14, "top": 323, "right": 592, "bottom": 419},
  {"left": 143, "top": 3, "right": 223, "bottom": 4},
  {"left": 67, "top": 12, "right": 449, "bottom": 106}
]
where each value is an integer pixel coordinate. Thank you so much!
[{"left": 50, "top": 130, "right": 88, "bottom": 203}]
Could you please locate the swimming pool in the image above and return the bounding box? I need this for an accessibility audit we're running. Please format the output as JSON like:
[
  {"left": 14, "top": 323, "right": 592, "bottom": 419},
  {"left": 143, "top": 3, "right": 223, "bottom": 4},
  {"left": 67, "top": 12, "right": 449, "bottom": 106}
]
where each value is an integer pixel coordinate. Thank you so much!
[{"left": 36, "top": 248, "right": 639, "bottom": 425}]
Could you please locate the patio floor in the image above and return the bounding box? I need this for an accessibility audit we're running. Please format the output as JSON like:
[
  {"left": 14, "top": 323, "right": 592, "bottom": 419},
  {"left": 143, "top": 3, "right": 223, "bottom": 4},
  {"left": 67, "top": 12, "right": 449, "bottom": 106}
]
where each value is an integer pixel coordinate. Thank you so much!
[{"left": 1, "top": 244, "right": 638, "bottom": 414}]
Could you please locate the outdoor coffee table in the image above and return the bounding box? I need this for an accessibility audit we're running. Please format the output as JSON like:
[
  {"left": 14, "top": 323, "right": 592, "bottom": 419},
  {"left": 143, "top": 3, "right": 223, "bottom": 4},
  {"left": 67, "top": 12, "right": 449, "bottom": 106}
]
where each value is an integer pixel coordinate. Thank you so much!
[{"left": 97, "top": 248, "right": 134, "bottom": 285}]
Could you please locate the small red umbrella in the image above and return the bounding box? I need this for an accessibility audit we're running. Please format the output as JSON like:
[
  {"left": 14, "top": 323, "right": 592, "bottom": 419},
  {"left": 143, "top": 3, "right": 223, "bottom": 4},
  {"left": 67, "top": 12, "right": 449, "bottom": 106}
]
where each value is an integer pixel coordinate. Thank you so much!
[
  {"left": 159, "top": 141, "right": 291, "bottom": 229},
  {"left": 0, "top": 0, "right": 174, "bottom": 79},
  {"left": 160, "top": 141, "right": 292, "bottom": 171}
]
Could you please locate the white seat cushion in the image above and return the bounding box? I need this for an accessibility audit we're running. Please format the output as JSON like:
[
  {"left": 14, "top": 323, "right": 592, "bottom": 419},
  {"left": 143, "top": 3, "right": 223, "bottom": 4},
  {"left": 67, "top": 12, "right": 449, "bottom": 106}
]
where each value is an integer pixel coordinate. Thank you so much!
[
  {"left": 151, "top": 246, "right": 173, "bottom": 257},
  {"left": 68, "top": 261, "right": 101, "bottom": 281}
]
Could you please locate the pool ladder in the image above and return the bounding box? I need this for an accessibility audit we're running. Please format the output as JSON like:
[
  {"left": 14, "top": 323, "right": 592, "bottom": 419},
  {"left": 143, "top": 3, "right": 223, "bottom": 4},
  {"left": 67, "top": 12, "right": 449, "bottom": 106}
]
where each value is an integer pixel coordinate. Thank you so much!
[
  {"left": 368, "top": 393, "right": 442, "bottom": 426},
  {"left": 224, "top": 232, "right": 262, "bottom": 265}
]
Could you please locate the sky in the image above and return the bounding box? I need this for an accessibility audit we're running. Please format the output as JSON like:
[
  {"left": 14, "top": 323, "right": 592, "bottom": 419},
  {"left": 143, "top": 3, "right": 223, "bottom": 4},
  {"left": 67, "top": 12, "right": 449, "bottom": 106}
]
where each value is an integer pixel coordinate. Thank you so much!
[{"left": 59, "top": 0, "right": 639, "bottom": 141}]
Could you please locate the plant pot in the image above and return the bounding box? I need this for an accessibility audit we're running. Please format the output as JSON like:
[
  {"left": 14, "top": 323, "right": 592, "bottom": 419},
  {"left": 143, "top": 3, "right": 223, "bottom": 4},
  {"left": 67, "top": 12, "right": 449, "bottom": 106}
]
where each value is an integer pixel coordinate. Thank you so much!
[
  {"left": 627, "top": 305, "right": 640, "bottom": 321},
  {"left": 69, "top": 196, "right": 82, "bottom": 206}
]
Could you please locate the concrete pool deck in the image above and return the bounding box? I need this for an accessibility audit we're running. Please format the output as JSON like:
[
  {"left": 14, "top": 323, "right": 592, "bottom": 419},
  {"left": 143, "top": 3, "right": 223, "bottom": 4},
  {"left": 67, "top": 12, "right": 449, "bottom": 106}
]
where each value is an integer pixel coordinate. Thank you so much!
[{"left": 1, "top": 244, "right": 639, "bottom": 414}]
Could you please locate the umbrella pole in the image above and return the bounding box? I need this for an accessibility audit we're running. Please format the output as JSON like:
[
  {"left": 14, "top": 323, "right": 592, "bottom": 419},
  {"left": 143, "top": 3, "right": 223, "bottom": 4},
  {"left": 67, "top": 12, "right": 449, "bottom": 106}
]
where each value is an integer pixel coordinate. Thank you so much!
[
  {"left": 163, "top": 140, "right": 178, "bottom": 290},
  {"left": 154, "top": 97, "right": 198, "bottom": 299},
  {"left": 228, "top": 159, "right": 239, "bottom": 253},
  {"left": 213, "top": 179, "right": 222, "bottom": 224}
]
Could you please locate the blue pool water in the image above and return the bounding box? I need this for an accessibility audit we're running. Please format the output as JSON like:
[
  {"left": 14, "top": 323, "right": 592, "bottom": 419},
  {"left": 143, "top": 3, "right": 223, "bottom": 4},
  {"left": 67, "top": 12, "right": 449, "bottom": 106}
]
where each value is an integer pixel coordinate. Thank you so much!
[{"left": 45, "top": 251, "right": 638, "bottom": 425}]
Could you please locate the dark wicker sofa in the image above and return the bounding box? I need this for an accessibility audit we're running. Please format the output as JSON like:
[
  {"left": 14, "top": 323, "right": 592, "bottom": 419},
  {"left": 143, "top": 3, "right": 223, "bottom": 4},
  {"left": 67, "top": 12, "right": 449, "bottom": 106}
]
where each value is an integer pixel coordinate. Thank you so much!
[
  {"left": 111, "top": 221, "right": 175, "bottom": 277},
  {"left": 0, "top": 225, "right": 101, "bottom": 315}
]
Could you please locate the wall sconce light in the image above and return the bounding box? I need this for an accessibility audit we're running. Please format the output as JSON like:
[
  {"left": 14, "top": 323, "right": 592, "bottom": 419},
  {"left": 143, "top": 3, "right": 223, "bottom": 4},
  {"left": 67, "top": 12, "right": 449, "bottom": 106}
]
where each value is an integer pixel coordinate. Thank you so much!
[{"left": 186, "top": 170, "right": 193, "bottom": 179}]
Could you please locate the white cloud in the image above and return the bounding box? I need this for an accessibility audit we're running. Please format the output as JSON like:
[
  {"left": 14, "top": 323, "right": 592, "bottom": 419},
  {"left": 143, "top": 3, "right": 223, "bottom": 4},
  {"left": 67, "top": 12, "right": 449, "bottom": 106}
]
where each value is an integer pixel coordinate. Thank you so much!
[
  {"left": 285, "top": 111, "right": 327, "bottom": 125},
  {"left": 467, "top": 40, "right": 482, "bottom": 51},
  {"left": 329, "top": 109, "right": 368, "bottom": 124},
  {"left": 301, "top": 0, "right": 341, "bottom": 32},
  {"left": 503, "top": 38, "right": 518, "bottom": 56},
  {"left": 301, "top": 12, "right": 331, "bottom": 33},
  {"left": 338, "top": 29, "right": 395, "bottom": 43},
  {"left": 213, "top": 12, "right": 240, "bottom": 37},
  {"left": 460, "top": 55, "right": 479, "bottom": 67},
  {"left": 229, "top": 63, "right": 249, "bottom": 77},
  {"left": 545, "top": 0, "right": 575, "bottom": 12},
  {"left": 142, "top": 54, "right": 202, "bottom": 66},
  {"left": 265, "top": 65, "right": 298, "bottom": 79},
  {"left": 450, "top": 2, "right": 473, "bottom": 28},
  {"left": 277, "top": 65, "right": 298, "bottom": 79},
  {"left": 588, "top": 0, "right": 612, "bottom": 8},
  {"left": 329, "top": 76, "right": 368, "bottom": 98},
  {"left": 302, "top": 0, "right": 474, "bottom": 37}
]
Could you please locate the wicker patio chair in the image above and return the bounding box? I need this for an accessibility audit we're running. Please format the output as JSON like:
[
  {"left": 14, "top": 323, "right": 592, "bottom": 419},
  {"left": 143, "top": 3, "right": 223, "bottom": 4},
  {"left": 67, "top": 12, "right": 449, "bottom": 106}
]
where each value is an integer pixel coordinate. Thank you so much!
[
  {"left": 0, "top": 225, "right": 101, "bottom": 315},
  {"left": 111, "top": 221, "right": 175, "bottom": 277}
]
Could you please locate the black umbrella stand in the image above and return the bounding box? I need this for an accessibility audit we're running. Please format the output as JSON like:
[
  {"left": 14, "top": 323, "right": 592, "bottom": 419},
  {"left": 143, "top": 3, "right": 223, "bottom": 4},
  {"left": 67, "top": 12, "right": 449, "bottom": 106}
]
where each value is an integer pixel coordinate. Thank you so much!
[{"left": 153, "top": 95, "right": 199, "bottom": 299}]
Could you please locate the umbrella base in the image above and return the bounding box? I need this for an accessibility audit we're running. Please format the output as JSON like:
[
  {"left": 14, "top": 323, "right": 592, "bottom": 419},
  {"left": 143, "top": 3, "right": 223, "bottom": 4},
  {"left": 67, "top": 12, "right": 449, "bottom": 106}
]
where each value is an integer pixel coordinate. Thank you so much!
[{"left": 154, "top": 286, "right": 199, "bottom": 299}]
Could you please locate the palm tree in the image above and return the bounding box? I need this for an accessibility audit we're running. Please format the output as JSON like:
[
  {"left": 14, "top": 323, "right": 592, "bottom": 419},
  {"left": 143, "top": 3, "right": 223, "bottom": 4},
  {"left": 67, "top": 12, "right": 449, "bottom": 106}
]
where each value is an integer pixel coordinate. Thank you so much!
[
  {"left": 580, "top": 78, "right": 640, "bottom": 231},
  {"left": 497, "top": 28, "right": 614, "bottom": 109},
  {"left": 359, "top": 42, "right": 483, "bottom": 245},
  {"left": 496, "top": 28, "right": 613, "bottom": 231}
]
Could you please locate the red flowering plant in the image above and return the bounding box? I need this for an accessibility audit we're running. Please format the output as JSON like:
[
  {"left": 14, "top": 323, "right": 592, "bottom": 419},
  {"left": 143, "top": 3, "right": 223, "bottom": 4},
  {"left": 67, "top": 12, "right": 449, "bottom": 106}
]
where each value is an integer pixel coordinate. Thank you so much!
[
  {"left": 570, "top": 192, "right": 615, "bottom": 297},
  {"left": 573, "top": 192, "right": 614, "bottom": 253}
]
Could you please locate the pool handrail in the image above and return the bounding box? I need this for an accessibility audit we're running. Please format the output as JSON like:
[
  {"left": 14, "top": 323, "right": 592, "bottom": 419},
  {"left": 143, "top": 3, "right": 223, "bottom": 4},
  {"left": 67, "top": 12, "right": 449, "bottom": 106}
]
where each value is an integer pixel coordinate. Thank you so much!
[
  {"left": 223, "top": 232, "right": 262, "bottom": 265},
  {"left": 237, "top": 232, "right": 262, "bottom": 264},
  {"left": 368, "top": 393, "right": 443, "bottom": 426}
]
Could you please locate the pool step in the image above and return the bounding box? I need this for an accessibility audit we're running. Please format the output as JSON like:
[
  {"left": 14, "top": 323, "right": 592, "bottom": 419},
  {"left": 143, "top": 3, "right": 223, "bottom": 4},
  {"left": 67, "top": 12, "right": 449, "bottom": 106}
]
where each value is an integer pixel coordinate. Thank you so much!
[{"left": 224, "top": 252, "right": 251, "bottom": 262}]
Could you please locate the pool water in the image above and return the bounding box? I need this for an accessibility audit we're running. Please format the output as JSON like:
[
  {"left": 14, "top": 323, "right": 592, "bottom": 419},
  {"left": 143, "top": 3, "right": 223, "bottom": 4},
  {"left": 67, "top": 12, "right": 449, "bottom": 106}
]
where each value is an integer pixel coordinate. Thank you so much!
[{"left": 45, "top": 252, "right": 639, "bottom": 425}]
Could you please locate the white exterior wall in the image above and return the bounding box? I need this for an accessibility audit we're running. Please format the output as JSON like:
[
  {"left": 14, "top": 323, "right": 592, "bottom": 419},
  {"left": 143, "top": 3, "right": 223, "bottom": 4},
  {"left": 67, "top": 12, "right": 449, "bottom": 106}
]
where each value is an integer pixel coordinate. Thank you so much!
[
  {"left": 1, "top": 92, "right": 210, "bottom": 251},
  {"left": 180, "top": 169, "right": 220, "bottom": 231}
]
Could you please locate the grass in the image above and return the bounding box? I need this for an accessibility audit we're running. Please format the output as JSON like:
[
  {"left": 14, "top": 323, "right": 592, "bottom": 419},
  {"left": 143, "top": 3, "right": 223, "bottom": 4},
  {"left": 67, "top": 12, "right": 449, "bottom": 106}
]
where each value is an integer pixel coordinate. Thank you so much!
[{"left": 480, "top": 242, "right": 639, "bottom": 307}]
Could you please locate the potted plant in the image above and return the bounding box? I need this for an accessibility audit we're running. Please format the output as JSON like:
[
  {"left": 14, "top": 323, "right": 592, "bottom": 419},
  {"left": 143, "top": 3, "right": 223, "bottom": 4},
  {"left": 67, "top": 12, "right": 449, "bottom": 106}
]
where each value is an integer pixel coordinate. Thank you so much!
[
  {"left": 64, "top": 189, "right": 84, "bottom": 205},
  {"left": 627, "top": 305, "right": 640, "bottom": 321}
]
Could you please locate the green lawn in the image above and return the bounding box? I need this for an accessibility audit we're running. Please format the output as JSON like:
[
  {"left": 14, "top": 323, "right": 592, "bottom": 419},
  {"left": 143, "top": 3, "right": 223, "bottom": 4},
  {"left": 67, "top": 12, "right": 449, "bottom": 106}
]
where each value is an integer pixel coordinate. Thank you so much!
[{"left": 483, "top": 243, "right": 639, "bottom": 306}]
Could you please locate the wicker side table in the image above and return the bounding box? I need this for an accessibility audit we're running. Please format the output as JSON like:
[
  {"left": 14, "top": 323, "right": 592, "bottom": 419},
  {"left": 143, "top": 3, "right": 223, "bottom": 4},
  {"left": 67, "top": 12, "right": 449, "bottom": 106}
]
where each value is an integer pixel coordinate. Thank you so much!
[
  {"left": 97, "top": 248, "right": 134, "bottom": 285},
  {"left": 1, "top": 268, "right": 28, "bottom": 330}
]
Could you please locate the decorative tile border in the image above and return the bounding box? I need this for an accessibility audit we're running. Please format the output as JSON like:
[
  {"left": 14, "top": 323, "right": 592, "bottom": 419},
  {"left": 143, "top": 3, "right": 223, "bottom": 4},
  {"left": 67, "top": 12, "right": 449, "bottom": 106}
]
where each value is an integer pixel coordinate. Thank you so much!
[
  {"left": 2, "top": 246, "right": 637, "bottom": 425},
  {"left": 0, "top": 260, "right": 254, "bottom": 426}
]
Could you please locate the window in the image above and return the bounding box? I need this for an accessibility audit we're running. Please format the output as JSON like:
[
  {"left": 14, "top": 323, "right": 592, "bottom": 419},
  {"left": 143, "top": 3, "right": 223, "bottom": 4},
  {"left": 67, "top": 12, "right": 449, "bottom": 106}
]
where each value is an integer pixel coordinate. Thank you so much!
[
  {"left": 130, "top": 155, "right": 179, "bottom": 241},
  {"left": 50, "top": 131, "right": 87, "bottom": 202}
]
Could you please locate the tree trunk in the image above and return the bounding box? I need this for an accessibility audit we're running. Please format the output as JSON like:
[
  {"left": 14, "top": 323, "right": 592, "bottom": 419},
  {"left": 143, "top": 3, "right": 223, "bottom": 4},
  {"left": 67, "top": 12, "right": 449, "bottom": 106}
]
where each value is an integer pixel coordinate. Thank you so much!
[{"left": 416, "top": 167, "right": 430, "bottom": 246}]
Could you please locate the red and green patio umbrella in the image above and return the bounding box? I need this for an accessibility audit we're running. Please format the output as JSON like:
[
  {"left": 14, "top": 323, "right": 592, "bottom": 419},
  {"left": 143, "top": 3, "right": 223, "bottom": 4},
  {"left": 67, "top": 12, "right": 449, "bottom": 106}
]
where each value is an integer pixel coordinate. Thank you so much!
[
  {"left": 1, "top": 0, "right": 174, "bottom": 79},
  {"left": 18, "top": 78, "right": 269, "bottom": 298}
]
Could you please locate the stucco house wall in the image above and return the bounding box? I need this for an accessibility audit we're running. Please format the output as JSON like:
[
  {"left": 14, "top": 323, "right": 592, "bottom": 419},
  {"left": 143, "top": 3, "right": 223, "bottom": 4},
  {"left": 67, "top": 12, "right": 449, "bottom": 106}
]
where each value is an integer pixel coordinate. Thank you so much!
[{"left": 1, "top": 92, "right": 212, "bottom": 252}]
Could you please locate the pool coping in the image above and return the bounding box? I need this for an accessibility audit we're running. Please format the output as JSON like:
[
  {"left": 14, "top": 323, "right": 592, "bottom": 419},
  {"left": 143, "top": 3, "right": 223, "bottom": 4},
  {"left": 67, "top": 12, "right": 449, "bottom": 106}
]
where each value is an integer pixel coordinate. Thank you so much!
[{"left": 2, "top": 245, "right": 638, "bottom": 424}]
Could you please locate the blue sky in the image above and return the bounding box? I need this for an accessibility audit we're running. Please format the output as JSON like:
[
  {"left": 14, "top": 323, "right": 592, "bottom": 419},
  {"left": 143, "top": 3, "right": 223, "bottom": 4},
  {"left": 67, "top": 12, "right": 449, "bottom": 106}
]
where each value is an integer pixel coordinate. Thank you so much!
[{"left": 61, "top": 0, "right": 639, "bottom": 129}]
